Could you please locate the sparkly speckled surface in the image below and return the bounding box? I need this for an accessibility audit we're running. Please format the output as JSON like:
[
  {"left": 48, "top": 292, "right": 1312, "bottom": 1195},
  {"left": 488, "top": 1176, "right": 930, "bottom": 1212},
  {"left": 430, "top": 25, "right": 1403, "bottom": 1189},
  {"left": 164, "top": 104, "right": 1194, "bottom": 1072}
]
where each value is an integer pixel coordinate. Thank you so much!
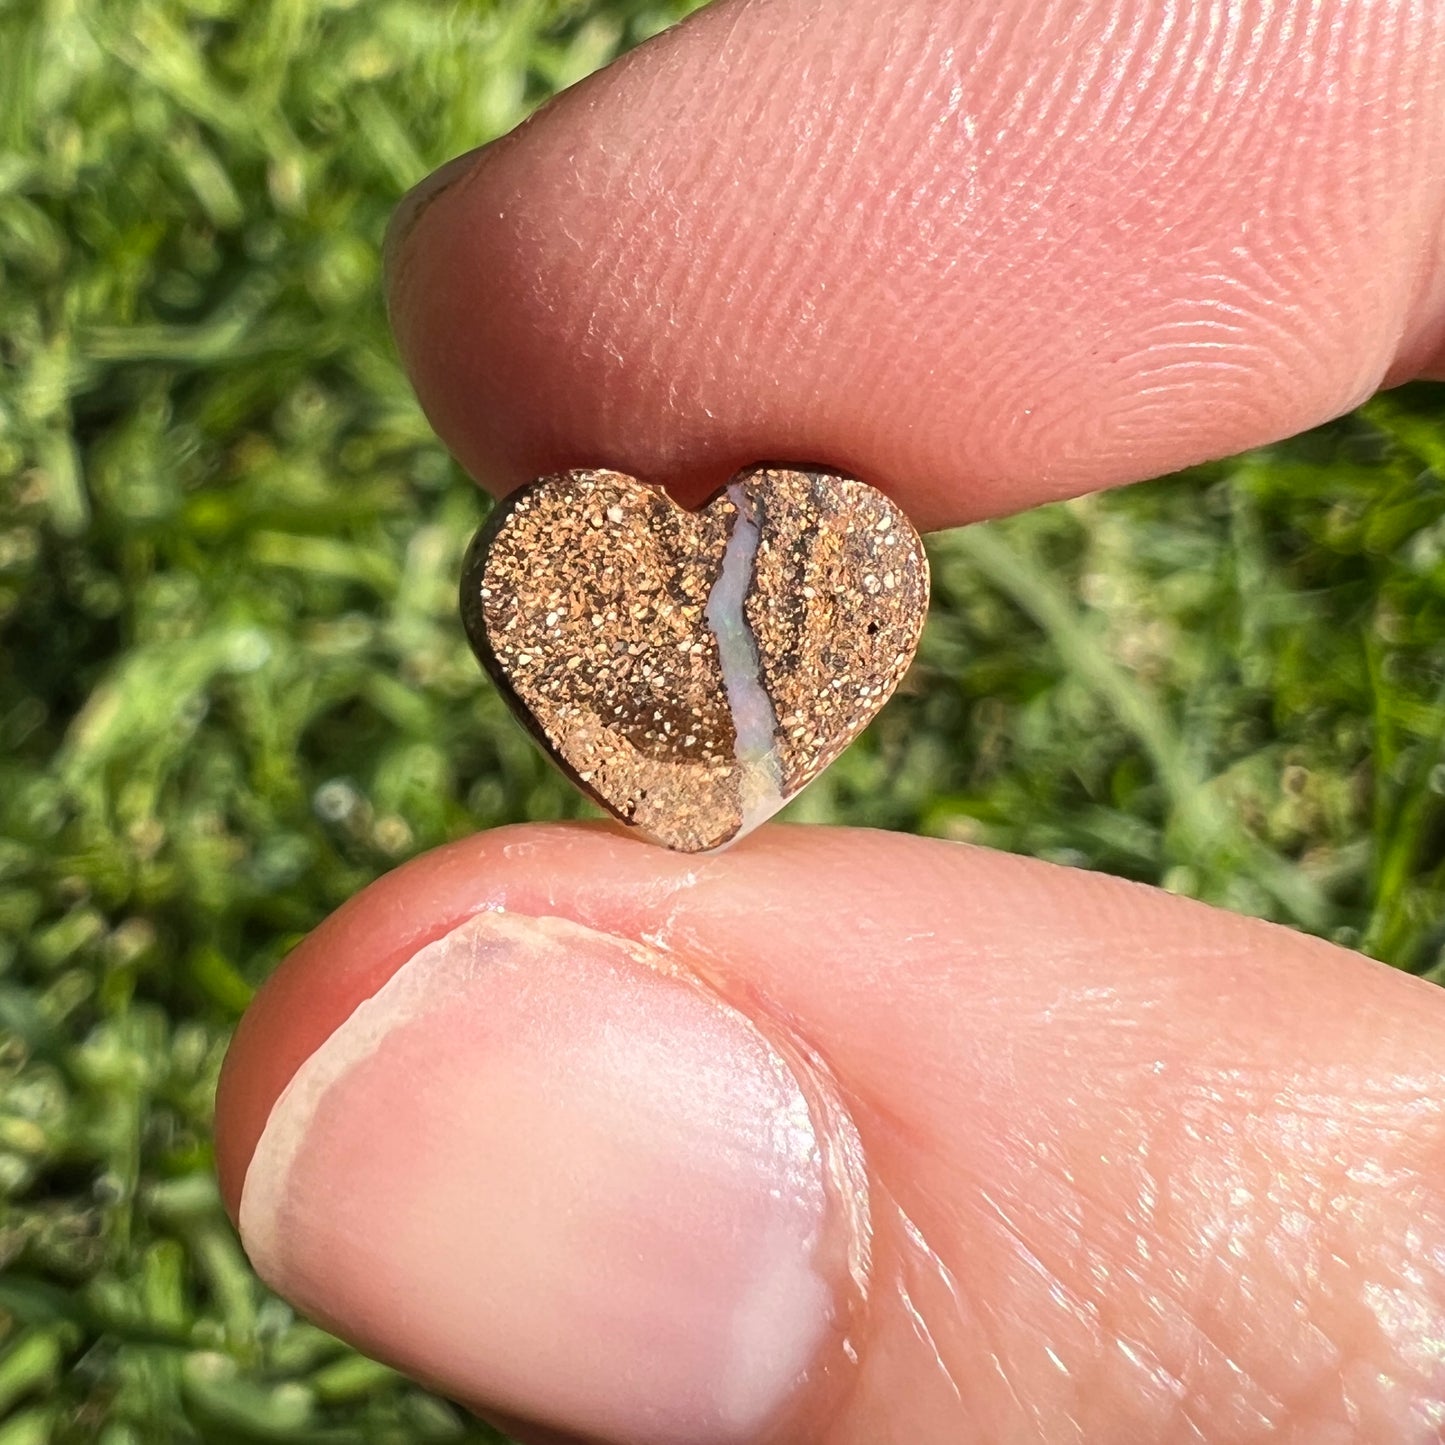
[
  {"left": 746, "top": 470, "right": 930, "bottom": 793},
  {"left": 461, "top": 466, "right": 929, "bottom": 852}
]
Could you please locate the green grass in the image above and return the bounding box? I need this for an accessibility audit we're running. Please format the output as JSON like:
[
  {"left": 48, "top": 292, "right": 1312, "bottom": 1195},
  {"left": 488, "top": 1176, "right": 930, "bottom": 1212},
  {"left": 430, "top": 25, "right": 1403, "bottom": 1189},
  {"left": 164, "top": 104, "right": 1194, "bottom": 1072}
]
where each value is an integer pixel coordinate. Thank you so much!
[{"left": 2, "top": 0, "right": 1444, "bottom": 1439}]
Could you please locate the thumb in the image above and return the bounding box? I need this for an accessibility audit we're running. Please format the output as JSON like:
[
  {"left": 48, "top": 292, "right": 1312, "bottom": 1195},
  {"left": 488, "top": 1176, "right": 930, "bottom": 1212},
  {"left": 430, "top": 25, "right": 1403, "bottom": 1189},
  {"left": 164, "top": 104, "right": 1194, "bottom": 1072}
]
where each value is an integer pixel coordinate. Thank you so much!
[{"left": 216, "top": 825, "right": 1445, "bottom": 1445}]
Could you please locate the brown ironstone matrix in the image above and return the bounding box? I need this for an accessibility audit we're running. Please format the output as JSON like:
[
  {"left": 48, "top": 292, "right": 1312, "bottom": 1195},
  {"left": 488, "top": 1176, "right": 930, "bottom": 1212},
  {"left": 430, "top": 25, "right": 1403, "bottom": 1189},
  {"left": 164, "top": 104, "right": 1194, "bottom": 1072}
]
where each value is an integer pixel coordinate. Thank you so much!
[{"left": 460, "top": 466, "right": 929, "bottom": 853}]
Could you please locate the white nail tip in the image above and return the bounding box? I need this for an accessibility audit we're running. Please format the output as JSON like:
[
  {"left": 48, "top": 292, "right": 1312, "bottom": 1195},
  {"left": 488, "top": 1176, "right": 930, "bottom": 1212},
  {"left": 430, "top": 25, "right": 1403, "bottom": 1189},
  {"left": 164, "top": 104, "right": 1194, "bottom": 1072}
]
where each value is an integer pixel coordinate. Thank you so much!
[{"left": 235, "top": 913, "right": 509, "bottom": 1272}]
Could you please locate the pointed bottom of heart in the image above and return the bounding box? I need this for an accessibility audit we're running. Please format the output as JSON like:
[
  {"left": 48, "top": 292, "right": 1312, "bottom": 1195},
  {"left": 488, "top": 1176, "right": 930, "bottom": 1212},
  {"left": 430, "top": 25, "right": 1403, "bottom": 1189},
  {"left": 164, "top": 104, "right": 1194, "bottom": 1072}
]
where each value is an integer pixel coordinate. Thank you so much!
[{"left": 461, "top": 466, "right": 929, "bottom": 852}]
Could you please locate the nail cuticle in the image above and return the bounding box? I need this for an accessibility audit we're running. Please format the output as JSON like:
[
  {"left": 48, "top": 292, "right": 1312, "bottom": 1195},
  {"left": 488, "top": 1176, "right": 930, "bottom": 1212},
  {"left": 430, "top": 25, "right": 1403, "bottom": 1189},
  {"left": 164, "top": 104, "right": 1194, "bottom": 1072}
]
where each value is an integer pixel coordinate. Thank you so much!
[{"left": 596, "top": 916, "right": 877, "bottom": 1440}]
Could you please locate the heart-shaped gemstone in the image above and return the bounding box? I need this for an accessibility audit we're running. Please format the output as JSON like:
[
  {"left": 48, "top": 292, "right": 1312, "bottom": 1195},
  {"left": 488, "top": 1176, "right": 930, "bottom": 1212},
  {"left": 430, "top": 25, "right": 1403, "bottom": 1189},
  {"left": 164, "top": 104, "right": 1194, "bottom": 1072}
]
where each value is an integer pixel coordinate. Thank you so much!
[{"left": 460, "top": 465, "right": 929, "bottom": 852}]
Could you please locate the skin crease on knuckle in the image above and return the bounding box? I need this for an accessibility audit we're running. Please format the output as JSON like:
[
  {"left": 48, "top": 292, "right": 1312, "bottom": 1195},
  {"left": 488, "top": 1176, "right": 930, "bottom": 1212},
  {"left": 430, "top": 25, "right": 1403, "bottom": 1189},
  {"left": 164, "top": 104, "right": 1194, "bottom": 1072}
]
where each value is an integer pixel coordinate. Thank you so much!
[{"left": 825, "top": 995, "right": 1445, "bottom": 1439}]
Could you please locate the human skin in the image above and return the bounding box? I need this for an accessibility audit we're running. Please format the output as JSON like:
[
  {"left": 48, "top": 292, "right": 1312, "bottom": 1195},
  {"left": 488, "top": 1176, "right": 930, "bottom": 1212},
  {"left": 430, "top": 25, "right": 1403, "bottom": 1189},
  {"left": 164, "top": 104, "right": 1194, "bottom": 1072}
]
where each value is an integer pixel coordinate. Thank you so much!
[{"left": 216, "top": 1, "right": 1445, "bottom": 1442}]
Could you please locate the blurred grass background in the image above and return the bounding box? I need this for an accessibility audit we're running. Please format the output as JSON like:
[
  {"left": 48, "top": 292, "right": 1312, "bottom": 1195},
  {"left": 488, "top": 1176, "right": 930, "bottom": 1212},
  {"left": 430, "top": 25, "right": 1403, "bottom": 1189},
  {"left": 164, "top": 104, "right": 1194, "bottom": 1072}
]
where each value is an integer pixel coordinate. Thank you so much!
[{"left": 2, "top": 0, "right": 1445, "bottom": 1439}]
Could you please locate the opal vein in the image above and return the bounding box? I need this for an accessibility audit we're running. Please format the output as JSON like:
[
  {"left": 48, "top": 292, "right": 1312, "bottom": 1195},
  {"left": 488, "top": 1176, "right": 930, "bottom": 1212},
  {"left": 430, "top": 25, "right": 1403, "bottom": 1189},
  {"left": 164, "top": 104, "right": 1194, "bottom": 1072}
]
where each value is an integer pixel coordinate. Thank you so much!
[{"left": 705, "top": 484, "right": 786, "bottom": 837}]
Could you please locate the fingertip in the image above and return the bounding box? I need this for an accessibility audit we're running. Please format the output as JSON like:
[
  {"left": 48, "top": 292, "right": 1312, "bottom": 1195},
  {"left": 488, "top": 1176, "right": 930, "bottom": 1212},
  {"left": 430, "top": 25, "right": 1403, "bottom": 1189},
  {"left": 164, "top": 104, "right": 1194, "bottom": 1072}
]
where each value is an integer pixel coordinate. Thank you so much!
[
  {"left": 383, "top": 145, "right": 488, "bottom": 307},
  {"left": 385, "top": 0, "right": 1445, "bottom": 529}
]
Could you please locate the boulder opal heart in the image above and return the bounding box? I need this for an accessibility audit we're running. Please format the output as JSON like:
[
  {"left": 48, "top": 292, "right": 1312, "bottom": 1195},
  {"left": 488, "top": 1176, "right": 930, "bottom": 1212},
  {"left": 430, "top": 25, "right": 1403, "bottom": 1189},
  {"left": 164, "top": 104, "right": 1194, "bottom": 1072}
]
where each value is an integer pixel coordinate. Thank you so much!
[{"left": 460, "top": 465, "right": 929, "bottom": 853}]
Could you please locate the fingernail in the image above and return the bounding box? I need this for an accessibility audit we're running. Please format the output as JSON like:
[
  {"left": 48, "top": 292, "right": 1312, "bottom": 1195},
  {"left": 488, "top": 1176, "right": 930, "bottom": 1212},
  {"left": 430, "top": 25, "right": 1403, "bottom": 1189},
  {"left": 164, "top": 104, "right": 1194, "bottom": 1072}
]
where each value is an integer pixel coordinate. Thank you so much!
[
  {"left": 238, "top": 912, "right": 837, "bottom": 1445},
  {"left": 382, "top": 146, "right": 484, "bottom": 288}
]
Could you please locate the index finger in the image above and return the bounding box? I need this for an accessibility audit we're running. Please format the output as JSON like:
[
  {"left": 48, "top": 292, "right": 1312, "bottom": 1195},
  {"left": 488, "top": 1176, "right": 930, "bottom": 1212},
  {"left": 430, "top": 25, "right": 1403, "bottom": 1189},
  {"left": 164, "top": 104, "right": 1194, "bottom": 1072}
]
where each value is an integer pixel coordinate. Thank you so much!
[{"left": 385, "top": 0, "right": 1445, "bottom": 533}]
